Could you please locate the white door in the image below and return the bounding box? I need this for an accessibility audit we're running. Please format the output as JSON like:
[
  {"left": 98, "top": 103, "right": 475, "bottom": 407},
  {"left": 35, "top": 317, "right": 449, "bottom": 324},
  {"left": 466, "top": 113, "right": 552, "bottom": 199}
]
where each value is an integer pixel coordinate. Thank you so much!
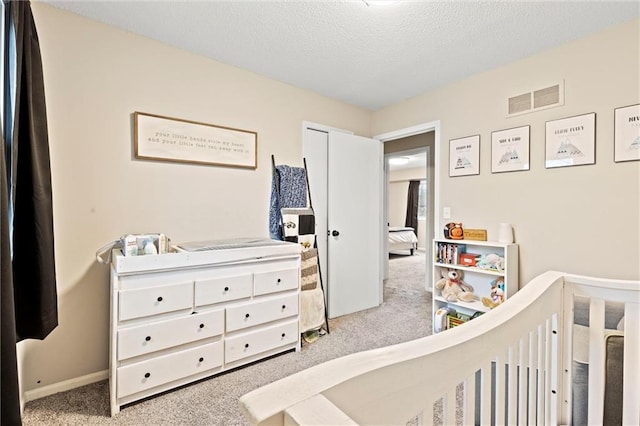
[{"left": 326, "top": 131, "right": 383, "bottom": 318}]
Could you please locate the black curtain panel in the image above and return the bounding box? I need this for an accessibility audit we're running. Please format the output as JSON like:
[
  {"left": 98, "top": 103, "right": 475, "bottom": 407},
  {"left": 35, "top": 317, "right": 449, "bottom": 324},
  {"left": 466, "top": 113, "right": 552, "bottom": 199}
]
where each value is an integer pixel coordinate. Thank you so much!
[
  {"left": 404, "top": 180, "right": 419, "bottom": 231},
  {"left": 9, "top": 0, "right": 58, "bottom": 341},
  {"left": 1, "top": 129, "right": 22, "bottom": 425}
]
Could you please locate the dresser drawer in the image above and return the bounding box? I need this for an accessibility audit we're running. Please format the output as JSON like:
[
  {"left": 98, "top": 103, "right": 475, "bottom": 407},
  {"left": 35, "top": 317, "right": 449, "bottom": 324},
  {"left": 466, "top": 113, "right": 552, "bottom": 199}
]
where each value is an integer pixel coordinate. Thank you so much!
[
  {"left": 119, "top": 281, "right": 193, "bottom": 321},
  {"left": 226, "top": 293, "right": 298, "bottom": 332},
  {"left": 117, "top": 341, "right": 223, "bottom": 398},
  {"left": 253, "top": 268, "right": 298, "bottom": 296},
  {"left": 117, "top": 309, "right": 224, "bottom": 361},
  {"left": 225, "top": 319, "right": 298, "bottom": 363},
  {"left": 194, "top": 274, "right": 252, "bottom": 307}
]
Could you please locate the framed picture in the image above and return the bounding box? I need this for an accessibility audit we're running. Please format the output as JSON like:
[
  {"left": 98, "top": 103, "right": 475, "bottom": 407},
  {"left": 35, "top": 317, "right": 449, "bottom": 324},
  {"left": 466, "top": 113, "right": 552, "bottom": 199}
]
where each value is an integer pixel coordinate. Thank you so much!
[
  {"left": 491, "top": 125, "right": 530, "bottom": 173},
  {"left": 545, "top": 112, "right": 596, "bottom": 168},
  {"left": 134, "top": 112, "right": 258, "bottom": 169},
  {"left": 614, "top": 104, "right": 640, "bottom": 162},
  {"left": 449, "top": 135, "right": 480, "bottom": 177}
]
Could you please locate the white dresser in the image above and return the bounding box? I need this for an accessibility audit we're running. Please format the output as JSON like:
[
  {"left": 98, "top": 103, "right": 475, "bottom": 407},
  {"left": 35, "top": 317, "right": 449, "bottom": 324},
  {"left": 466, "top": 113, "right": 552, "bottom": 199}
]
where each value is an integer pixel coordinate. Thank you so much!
[{"left": 109, "top": 240, "right": 301, "bottom": 416}]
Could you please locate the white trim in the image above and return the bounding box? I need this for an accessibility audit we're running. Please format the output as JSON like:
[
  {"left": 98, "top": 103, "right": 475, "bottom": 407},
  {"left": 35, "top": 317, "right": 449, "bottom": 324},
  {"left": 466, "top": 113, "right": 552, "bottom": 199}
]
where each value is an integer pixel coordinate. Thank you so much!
[
  {"left": 374, "top": 120, "right": 440, "bottom": 232},
  {"left": 23, "top": 370, "right": 108, "bottom": 403},
  {"left": 375, "top": 120, "right": 441, "bottom": 291}
]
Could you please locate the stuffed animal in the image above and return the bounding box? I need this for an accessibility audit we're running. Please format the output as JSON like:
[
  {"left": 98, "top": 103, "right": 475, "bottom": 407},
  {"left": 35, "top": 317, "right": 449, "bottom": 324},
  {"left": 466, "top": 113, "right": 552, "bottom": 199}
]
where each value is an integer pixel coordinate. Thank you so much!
[
  {"left": 482, "top": 277, "right": 505, "bottom": 309},
  {"left": 476, "top": 253, "right": 505, "bottom": 271},
  {"left": 444, "top": 222, "right": 464, "bottom": 240},
  {"left": 435, "top": 268, "right": 476, "bottom": 303}
]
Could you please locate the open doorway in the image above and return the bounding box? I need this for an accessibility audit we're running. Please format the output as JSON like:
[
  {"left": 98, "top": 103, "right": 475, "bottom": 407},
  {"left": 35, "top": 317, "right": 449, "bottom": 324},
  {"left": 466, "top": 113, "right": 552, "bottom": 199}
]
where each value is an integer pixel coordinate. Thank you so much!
[
  {"left": 377, "top": 126, "right": 438, "bottom": 292},
  {"left": 385, "top": 148, "right": 429, "bottom": 294}
]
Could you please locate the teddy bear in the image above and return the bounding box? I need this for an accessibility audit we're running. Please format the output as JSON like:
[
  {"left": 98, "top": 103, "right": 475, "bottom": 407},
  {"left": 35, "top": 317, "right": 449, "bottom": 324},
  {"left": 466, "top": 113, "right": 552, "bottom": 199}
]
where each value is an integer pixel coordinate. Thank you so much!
[
  {"left": 435, "top": 268, "right": 476, "bottom": 303},
  {"left": 482, "top": 277, "right": 505, "bottom": 309}
]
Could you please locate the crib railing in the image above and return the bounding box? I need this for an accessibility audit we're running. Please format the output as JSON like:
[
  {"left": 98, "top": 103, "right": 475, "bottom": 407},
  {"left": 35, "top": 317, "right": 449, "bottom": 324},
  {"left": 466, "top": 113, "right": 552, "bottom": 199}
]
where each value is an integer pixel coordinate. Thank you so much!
[{"left": 239, "top": 271, "right": 640, "bottom": 425}]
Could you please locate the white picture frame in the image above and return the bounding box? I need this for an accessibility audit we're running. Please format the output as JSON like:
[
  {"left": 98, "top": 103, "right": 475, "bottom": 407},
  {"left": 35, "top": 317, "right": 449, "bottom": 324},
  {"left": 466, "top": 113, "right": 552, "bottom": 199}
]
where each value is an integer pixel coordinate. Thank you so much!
[
  {"left": 449, "top": 135, "right": 480, "bottom": 177},
  {"left": 491, "top": 125, "right": 530, "bottom": 173},
  {"left": 545, "top": 112, "right": 596, "bottom": 169},
  {"left": 614, "top": 104, "right": 640, "bottom": 163}
]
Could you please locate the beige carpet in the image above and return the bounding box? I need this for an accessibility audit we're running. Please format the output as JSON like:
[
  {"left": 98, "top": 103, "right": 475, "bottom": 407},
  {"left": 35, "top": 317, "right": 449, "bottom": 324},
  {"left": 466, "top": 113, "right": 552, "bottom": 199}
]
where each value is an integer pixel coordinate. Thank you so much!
[{"left": 22, "top": 252, "right": 431, "bottom": 425}]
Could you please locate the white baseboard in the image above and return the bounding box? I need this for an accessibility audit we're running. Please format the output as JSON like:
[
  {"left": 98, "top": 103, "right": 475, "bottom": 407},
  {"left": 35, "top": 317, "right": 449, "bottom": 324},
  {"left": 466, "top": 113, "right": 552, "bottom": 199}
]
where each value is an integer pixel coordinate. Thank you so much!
[{"left": 23, "top": 370, "right": 108, "bottom": 403}]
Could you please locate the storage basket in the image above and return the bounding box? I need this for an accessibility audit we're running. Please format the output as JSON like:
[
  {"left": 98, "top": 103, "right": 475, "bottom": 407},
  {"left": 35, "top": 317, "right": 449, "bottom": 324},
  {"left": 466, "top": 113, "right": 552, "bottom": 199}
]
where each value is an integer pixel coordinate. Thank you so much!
[{"left": 447, "top": 312, "right": 471, "bottom": 328}]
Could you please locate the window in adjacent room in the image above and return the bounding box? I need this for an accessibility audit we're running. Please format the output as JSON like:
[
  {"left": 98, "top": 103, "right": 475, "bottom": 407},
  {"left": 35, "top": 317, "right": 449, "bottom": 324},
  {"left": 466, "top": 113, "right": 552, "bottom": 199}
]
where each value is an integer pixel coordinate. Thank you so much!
[{"left": 417, "top": 180, "right": 427, "bottom": 220}]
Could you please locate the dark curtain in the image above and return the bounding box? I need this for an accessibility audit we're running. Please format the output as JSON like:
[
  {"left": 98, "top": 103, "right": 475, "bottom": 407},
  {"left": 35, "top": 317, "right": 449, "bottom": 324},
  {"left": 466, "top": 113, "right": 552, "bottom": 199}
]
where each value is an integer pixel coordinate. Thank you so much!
[
  {"left": 1, "top": 2, "right": 57, "bottom": 422},
  {"left": 1, "top": 128, "right": 21, "bottom": 425},
  {"left": 404, "top": 180, "right": 419, "bottom": 231},
  {"left": 10, "top": 0, "right": 58, "bottom": 341}
]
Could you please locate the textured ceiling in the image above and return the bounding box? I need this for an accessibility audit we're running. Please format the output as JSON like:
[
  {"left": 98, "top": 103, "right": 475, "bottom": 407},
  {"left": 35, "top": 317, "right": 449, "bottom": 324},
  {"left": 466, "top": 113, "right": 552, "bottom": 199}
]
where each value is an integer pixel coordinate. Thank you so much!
[{"left": 43, "top": 1, "right": 639, "bottom": 111}]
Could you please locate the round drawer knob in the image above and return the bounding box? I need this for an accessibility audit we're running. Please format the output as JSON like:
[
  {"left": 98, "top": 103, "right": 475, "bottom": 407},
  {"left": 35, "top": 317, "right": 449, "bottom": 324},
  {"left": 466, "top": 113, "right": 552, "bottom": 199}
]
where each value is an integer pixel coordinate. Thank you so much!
[
  {"left": 224, "top": 286, "right": 229, "bottom": 292},
  {"left": 199, "top": 323, "right": 205, "bottom": 329},
  {"left": 244, "top": 343, "right": 249, "bottom": 349},
  {"left": 277, "top": 278, "right": 281, "bottom": 283},
  {"left": 245, "top": 313, "right": 250, "bottom": 319},
  {"left": 144, "top": 373, "right": 151, "bottom": 378},
  {"left": 157, "top": 296, "right": 163, "bottom": 302},
  {"left": 282, "top": 304, "right": 286, "bottom": 310},
  {"left": 145, "top": 336, "right": 151, "bottom": 342},
  {"left": 281, "top": 333, "right": 286, "bottom": 338},
  {"left": 199, "top": 357, "right": 204, "bottom": 363}
]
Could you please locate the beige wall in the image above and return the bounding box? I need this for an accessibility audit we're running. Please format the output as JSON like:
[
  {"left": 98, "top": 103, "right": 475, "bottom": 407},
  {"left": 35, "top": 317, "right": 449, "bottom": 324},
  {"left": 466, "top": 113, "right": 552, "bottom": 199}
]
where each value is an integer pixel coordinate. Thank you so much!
[
  {"left": 388, "top": 168, "right": 428, "bottom": 249},
  {"left": 22, "top": 3, "right": 372, "bottom": 395},
  {"left": 374, "top": 19, "right": 640, "bottom": 285},
  {"left": 20, "top": 5, "right": 639, "bottom": 399}
]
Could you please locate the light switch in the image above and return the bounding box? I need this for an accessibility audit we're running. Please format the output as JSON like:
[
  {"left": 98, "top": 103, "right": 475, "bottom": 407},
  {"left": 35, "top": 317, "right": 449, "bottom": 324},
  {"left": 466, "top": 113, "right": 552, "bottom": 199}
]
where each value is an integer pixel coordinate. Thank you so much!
[{"left": 443, "top": 207, "right": 451, "bottom": 219}]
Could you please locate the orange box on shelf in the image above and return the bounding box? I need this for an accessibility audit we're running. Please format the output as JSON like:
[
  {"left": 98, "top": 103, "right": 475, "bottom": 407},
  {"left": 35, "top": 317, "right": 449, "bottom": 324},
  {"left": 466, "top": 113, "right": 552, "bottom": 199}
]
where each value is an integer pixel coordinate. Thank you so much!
[{"left": 459, "top": 253, "right": 480, "bottom": 266}]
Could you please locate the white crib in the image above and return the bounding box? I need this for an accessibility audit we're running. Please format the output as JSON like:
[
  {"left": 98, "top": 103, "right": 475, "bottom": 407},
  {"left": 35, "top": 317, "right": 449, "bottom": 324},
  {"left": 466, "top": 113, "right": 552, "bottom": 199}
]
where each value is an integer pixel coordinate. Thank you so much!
[{"left": 239, "top": 271, "right": 639, "bottom": 425}]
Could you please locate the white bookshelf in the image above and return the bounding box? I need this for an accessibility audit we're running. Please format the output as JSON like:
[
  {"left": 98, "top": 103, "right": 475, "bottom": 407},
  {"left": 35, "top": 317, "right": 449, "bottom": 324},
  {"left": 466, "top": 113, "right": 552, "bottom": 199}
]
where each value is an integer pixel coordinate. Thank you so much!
[{"left": 432, "top": 238, "right": 518, "bottom": 332}]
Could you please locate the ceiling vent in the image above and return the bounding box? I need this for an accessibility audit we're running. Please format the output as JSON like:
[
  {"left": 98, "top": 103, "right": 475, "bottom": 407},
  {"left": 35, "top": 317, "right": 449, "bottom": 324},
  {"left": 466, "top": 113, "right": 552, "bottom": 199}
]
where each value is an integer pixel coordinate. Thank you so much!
[{"left": 508, "top": 81, "right": 564, "bottom": 117}]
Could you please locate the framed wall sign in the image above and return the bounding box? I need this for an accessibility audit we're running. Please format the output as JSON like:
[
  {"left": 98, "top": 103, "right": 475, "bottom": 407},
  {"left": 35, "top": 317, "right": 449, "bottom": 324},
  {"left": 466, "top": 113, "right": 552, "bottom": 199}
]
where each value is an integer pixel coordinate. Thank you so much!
[
  {"left": 491, "top": 125, "right": 530, "bottom": 173},
  {"left": 134, "top": 112, "right": 258, "bottom": 169},
  {"left": 449, "top": 135, "right": 480, "bottom": 177},
  {"left": 545, "top": 112, "right": 596, "bottom": 168},
  {"left": 614, "top": 103, "right": 640, "bottom": 162}
]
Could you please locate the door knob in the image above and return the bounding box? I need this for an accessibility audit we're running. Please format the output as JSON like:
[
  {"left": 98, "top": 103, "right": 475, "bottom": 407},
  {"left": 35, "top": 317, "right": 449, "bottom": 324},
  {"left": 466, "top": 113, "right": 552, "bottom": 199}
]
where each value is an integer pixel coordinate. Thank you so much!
[{"left": 332, "top": 230, "right": 340, "bottom": 237}]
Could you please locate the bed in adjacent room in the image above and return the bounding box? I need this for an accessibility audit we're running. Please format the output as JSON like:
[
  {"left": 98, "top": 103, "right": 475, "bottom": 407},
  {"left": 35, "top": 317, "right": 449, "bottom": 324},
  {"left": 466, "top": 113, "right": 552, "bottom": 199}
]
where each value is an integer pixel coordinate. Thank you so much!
[{"left": 388, "top": 226, "right": 418, "bottom": 255}]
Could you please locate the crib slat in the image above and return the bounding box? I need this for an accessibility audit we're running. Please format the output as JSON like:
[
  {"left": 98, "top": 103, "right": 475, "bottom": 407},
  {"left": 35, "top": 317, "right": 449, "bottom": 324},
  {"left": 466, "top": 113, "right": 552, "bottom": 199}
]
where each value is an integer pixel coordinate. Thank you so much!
[
  {"left": 537, "top": 323, "right": 546, "bottom": 424},
  {"left": 507, "top": 345, "right": 517, "bottom": 425},
  {"left": 623, "top": 302, "right": 640, "bottom": 426},
  {"left": 528, "top": 329, "right": 538, "bottom": 425},
  {"left": 495, "top": 351, "right": 506, "bottom": 425},
  {"left": 518, "top": 335, "right": 529, "bottom": 425},
  {"left": 548, "top": 314, "right": 560, "bottom": 425},
  {"left": 480, "top": 362, "right": 492, "bottom": 425},
  {"left": 444, "top": 387, "right": 456, "bottom": 425},
  {"left": 587, "top": 298, "right": 605, "bottom": 425},
  {"left": 544, "top": 319, "right": 553, "bottom": 425},
  {"left": 463, "top": 373, "right": 475, "bottom": 425}
]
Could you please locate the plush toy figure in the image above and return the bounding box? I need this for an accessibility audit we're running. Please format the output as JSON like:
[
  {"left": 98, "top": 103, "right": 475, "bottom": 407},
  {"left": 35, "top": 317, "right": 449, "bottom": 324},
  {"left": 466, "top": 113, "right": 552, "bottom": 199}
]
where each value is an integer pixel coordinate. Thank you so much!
[
  {"left": 435, "top": 268, "right": 476, "bottom": 303},
  {"left": 482, "top": 277, "right": 505, "bottom": 309},
  {"left": 476, "top": 253, "right": 505, "bottom": 271},
  {"left": 444, "top": 222, "right": 464, "bottom": 240}
]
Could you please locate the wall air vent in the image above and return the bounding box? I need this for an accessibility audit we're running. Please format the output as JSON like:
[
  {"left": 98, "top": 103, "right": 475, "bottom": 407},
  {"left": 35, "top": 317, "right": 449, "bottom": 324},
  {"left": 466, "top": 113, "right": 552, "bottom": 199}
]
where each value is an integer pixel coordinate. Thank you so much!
[
  {"left": 508, "top": 93, "right": 532, "bottom": 115},
  {"left": 507, "top": 80, "right": 564, "bottom": 117}
]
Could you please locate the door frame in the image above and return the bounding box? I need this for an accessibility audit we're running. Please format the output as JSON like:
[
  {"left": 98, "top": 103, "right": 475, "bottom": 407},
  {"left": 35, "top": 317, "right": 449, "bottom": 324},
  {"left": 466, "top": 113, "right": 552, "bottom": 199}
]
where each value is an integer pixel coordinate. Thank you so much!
[{"left": 375, "top": 121, "right": 441, "bottom": 291}]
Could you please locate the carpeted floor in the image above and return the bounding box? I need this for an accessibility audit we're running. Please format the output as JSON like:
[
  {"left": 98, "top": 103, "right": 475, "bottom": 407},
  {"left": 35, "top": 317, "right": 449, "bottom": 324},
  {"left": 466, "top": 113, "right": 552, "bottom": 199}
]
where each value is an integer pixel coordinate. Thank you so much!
[{"left": 22, "top": 252, "right": 431, "bottom": 425}]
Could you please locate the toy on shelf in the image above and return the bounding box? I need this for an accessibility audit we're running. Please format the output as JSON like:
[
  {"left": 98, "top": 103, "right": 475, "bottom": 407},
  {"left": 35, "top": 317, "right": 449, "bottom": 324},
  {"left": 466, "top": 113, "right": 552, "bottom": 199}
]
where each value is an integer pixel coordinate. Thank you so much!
[
  {"left": 482, "top": 277, "right": 505, "bottom": 309},
  {"left": 476, "top": 253, "right": 505, "bottom": 272},
  {"left": 443, "top": 222, "right": 464, "bottom": 240},
  {"left": 435, "top": 268, "right": 476, "bottom": 303}
]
